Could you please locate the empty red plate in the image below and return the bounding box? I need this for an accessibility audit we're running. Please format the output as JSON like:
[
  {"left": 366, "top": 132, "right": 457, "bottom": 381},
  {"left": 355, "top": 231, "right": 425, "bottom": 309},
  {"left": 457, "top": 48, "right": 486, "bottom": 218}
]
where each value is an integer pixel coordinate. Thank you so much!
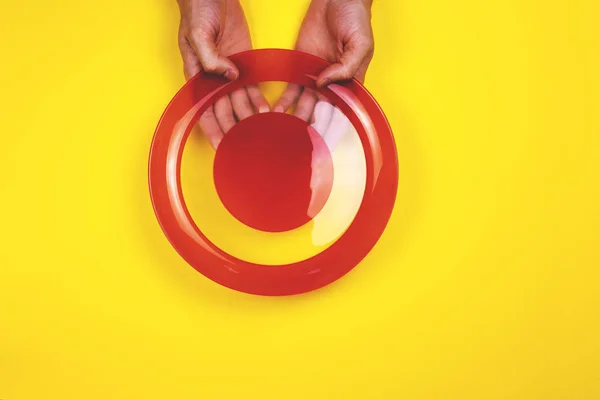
[{"left": 148, "top": 49, "right": 398, "bottom": 296}]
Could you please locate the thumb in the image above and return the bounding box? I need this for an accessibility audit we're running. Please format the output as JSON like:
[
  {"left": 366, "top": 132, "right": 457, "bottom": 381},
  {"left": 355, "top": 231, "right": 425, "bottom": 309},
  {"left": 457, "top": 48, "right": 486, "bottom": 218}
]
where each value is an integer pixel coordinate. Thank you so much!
[
  {"left": 188, "top": 33, "right": 239, "bottom": 80},
  {"left": 316, "top": 42, "right": 372, "bottom": 87}
]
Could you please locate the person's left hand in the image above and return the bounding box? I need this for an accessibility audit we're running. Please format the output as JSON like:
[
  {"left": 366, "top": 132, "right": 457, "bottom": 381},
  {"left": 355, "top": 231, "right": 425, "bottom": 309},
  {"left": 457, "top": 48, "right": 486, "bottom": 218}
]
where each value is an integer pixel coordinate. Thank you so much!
[{"left": 273, "top": 0, "right": 374, "bottom": 123}]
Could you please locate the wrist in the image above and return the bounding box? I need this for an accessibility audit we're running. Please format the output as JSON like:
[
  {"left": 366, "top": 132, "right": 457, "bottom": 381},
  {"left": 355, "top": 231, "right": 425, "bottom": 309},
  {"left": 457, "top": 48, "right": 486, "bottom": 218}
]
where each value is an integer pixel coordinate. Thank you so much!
[
  {"left": 178, "top": 0, "right": 234, "bottom": 6},
  {"left": 313, "top": 0, "right": 372, "bottom": 6}
]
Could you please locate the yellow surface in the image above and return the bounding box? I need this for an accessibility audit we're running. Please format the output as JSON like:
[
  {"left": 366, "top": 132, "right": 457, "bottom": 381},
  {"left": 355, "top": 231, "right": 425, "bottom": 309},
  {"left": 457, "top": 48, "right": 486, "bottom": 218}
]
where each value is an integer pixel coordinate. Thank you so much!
[{"left": 1, "top": 0, "right": 599, "bottom": 398}]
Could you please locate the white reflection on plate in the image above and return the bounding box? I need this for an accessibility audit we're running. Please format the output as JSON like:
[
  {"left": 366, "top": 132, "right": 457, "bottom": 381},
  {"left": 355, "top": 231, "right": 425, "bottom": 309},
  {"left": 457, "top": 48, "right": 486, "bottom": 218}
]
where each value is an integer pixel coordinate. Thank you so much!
[{"left": 309, "top": 101, "right": 367, "bottom": 246}]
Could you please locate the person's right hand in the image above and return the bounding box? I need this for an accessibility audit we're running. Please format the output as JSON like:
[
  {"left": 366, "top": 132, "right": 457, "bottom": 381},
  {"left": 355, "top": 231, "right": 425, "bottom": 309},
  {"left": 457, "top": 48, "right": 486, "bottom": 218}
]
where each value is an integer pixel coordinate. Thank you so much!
[{"left": 177, "top": 0, "right": 269, "bottom": 148}]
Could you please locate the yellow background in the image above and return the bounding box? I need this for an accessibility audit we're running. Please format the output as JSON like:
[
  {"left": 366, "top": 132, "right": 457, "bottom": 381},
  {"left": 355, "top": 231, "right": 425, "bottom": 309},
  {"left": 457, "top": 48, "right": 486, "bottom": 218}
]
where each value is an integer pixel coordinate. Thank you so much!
[{"left": 1, "top": 0, "right": 599, "bottom": 398}]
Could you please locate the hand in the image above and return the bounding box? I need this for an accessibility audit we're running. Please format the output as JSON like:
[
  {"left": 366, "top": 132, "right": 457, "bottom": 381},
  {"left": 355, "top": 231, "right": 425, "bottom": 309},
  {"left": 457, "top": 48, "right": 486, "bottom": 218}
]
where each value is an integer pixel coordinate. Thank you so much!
[
  {"left": 177, "top": 0, "right": 269, "bottom": 148},
  {"left": 274, "top": 0, "right": 374, "bottom": 122}
]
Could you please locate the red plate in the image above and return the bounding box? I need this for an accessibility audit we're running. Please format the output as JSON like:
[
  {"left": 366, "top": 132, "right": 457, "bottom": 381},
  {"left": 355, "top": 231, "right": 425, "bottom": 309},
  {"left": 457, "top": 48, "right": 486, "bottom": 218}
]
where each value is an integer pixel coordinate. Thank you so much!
[{"left": 148, "top": 49, "right": 398, "bottom": 296}]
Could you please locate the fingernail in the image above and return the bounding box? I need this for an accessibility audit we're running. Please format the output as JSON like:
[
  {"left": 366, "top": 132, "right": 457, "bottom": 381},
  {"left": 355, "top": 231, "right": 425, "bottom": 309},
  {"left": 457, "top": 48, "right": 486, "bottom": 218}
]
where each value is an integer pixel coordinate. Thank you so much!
[
  {"left": 259, "top": 105, "right": 270, "bottom": 114},
  {"left": 274, "top": 105, "right": 284, "bottom": 113},
  {"left": 224, "top": 69, "right": 238, "bottom": 80},
  {"left": 319, "top": 78, "right": 331, "bottom": 88}
]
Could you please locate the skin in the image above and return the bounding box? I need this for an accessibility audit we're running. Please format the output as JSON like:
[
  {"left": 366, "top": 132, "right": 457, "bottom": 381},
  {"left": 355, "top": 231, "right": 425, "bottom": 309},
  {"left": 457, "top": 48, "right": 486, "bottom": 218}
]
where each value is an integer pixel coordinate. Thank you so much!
[
  {"left": 274, "top": 0, "right": 375, "bottom": 122},
  {"left": 177, "top": 0, "right": 270, "bottom": 148},
  {"left": 176, "top": 0, "right": 374, "bottom": 147}
]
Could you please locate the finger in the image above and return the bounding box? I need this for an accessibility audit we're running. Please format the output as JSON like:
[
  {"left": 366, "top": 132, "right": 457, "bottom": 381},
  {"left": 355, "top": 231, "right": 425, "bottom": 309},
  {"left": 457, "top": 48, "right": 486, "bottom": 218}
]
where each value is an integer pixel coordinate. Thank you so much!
[
  {"left": 316, "top": 41, "right": 373, "bottom": 87},
  {"left": 311, "top": 101, "right": 334, "bottom": 135},
  {"left": 214, "top": 95, "right": 236, "bottom": 134},
  {"left": 273, "top": 84, "right": 302, "bottom": 113},
  {"left": 187, "top": 31, "right": 239, "bottom": 80},
  {"left": 293, "top": 88, "right": 318, "bottom": 123},
  {"left": 316, "top": 92, "right": 329, "bottom": 103},
  {"left": 353, "top": 58, "right": 371, "bottom": 83},
  {"left": 230, "top": 88, "right": 254, "bottom": 121},
  {"left": 246, "top": 84, "right": 270, "bottom": 114},
  {"left": 178, "top": 38, "right": 201, "bottom": 80},
  {"left": 312, "top": 93, "right": 331, "bottom": 124},
  {"left": 198, "top": 105, "right": 224, "bottom": 149},
  {"left": 323, "top": 105, "right": 352, "bottom": 151}
]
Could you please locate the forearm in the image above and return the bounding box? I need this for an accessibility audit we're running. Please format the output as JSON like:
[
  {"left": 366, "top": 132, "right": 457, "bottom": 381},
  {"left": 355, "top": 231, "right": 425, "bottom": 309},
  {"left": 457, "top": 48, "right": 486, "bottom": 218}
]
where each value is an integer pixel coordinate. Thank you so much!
[{"left": 177, "top": 0, "right": 241, "bottom": 12}]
